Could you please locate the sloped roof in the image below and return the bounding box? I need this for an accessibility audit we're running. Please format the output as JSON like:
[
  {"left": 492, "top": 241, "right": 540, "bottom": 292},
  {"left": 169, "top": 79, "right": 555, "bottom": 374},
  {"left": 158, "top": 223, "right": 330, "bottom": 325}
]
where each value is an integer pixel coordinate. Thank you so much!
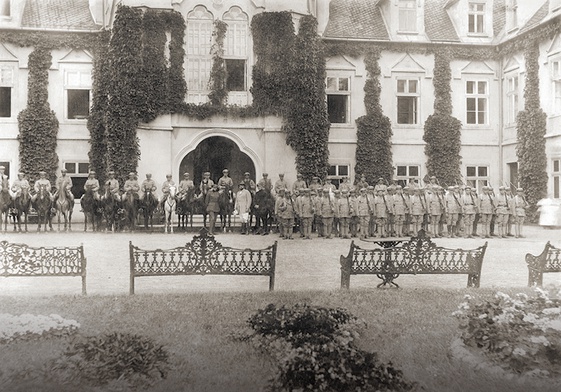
[
  {"left": 493, "top": 0, "right": 506, "bottom": 37},
  {"left": 425, "top": 0, "right": 460, "bottom": 42},
  {"left": 518, "top": 0, "right": 550, "bottom": 35},
  {"left": 323, "top": 0, "right": 389, "bottom": 41},
  {"left": 22, "top": 0, "right": 98, "bottom": 30}
]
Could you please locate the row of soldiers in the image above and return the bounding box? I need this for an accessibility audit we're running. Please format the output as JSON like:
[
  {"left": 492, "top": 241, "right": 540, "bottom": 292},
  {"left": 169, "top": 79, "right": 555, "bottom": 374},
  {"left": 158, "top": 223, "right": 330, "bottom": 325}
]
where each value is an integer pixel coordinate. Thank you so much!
[{"left": 269, "top": 177, "right": 531, "bottom": 240}]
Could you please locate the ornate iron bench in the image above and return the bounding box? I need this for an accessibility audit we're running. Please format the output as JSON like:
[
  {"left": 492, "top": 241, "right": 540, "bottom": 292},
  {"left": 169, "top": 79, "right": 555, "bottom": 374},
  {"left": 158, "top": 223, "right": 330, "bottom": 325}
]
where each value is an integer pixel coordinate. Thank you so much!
[
  {"left": 0, "top": 240, "right": 87, "bottom": 295},
  {"left": 525, "top": 242, "right": 561, "bottom": 287},
  {"left": 129, "top": 228, "right": 278, "bottom": 294},
  {"left": 340, "top": 231, "right": 487, "bottom": 289}
]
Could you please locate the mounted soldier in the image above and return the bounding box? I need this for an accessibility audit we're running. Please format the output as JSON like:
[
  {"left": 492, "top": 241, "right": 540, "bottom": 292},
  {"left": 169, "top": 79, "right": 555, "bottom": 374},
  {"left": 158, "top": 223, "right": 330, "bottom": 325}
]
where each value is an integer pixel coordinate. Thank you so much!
[
  {"left": 32, "top": 171, "right": 53, "bottom": 202},
  {"left": 123, "top": 172, "right": 140, "bottom": 200},
  {"left": 10, "top": 172, "right": 30, "bottom": 200},
  {"left": 140, "top": 173, "right": 157, "bottom": 200},
  {"left": 105, "top": 171, "right": 120, "bottom": 198}
]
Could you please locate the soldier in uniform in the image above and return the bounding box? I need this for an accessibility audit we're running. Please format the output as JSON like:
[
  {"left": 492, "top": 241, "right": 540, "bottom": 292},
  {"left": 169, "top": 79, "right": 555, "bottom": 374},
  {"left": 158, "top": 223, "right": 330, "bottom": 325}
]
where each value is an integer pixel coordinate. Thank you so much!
[
  {"left": 274, "top": 188, "right": 286, "bottom": 237},
  {"left": 332, "top": 190, "right": 341, "bottom": 236},
  {"left": 386, "top": 185, "right": 396, "bottom": 236},
  {"left": 0, "top": 166, "right": 9, "bottom": 194},
  {"left": 324, "top": 178, "right": 336, "bottom": 192},
  {"left": 234, "top": 182, "right": 252, "bottom": 234},
  {"left": 140, "top": 173, "right": 157, "bottom": 200},
  {"left": 366, "top": 186, "right": 376, "bottom": 236},
  {"left": 337, "top": 189, "right": 352, "bottom": 239},
  {"left": 205, "top": 184, "right": 221, "bottom": 235},
  {"left": 339, "top": 176, "right": 353, "bottom": 193},
  {"left": 292, "top": 173, "right": 307, "bottom": 193},
  {"left": 356, "top": 188, "right": 371, "bottom": 240},
  {"left": 355, "top": 174, "right": 369, "bottom": 190},
  {"left": 54, "top": 168, "right": 74, "bottom": 200},
  {"left": 32, "top": 171, "right": 54, "bottom": 202},
  {"left": 319, "top": 188, "right": 335, "bottom": 239},
  {"left": 445, "top": 186, "right": 462, "bottom": 237},
  {"left": 296, "top": 188, "right": 314, "bottom": 240},
  {"left": 513, "top": 188, "right": 530, "bottom": 238},
  {"left": 274, "top": 173, "right": 289, "bottom": 195},
  {"left": 309, "top": 176, "right": 322, "bottom": 194},
  {"left": 409, "top": 187, "right": 426, "bottom": 236},
  {"left": 10, "top": 172, "right": 30, "bottom": 200},
  {"left": 373, "top": 188, "right": 390, "bottom": 238},
  {"left": 160, "top": 174, "right": 175, "bottom": 208},
  {"left": 280, "top": 190, "right": 296, "bottom": 239},
  {"left": 461, "top": 186, "right": 479, "bottom": 238},
  {"left": 218, "top": 169, "right": 234, "bottom": 193},
  {"left": 478, "top": 186, "right": 495, "bottom": 238},
  {"left": 257, "top": 173, "right": 273, "bottom": 194},
  {"left": 495, "top": 186, "right": 510, "bottom": 238},
  {"left": 123, "top": 172, "right": 140, "bottom": 200},
  {"left": 374, "top": 178, "right": 387, "bottom": 193},
  {"left": 349, "top": 188, "right": 359, "bottom": 237},
  {"left": 178, "top": 172, "right": 195, "bottom": 199},
  {"left": 242, "top": 172, "right": 256, "bottom": 195},
  {"left": 105, "top": 171, "right": 120, "bottom": 197},
  {"left": 199, "top": 171, "right": 214, "bottom": 198},
  {"left": 392, "top": 185, "right": 408, "bottom": 237}
]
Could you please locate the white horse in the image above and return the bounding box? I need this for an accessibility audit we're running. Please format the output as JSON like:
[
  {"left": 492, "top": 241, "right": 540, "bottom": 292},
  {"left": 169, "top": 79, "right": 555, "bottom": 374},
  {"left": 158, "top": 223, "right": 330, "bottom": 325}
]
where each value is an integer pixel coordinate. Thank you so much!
[{"left": 163, "top": 185, "right": 177, "bottom": 234}]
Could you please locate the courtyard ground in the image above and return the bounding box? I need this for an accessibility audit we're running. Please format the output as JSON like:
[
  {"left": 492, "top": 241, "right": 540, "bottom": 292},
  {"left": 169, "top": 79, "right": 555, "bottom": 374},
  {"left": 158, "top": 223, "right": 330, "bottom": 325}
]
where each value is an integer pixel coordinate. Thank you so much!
[{"left": 1, "top": 224, "right": 560, "bottom": 296}]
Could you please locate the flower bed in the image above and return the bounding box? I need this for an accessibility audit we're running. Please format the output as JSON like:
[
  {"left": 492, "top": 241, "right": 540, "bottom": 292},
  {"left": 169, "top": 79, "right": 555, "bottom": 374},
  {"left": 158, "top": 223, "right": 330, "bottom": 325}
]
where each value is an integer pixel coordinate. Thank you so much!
[
  {"left": 453, "top": 287, "right": 561, "bottom": 378},
  {"left": 0, "top": 313, "right": 80, "bottom": 344}
]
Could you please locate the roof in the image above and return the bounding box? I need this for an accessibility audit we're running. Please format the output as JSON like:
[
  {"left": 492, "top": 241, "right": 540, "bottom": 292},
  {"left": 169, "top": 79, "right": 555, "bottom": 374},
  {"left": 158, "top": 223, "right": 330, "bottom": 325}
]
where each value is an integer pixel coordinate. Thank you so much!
[
  {"left": 493, "top": 0, "right": 506, "bottom": 37},
  {"left": 323, "top": 0, "right": 389, "bottom": 41},
  {"left": 22, "top": 0, "right": 98, "bottom": 31},
  {"left": 518, "top": 0, "right": 550, "bottom": 35},
  {"left": 424, "top": 0, "right": 460, "bottom": 42}
]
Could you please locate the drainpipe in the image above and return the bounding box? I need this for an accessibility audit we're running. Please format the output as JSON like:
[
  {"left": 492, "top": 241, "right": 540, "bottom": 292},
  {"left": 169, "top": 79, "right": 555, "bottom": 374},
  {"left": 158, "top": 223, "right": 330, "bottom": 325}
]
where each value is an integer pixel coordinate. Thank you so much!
[{"left": 498, "top": 56, "right": 504, "bottom": 189}]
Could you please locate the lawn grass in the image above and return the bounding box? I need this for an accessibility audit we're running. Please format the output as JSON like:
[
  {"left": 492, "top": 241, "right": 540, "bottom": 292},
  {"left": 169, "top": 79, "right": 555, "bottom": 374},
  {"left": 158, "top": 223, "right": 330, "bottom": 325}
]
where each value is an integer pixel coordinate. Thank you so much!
[{"left": 0, "top": 287, "right": 559, "bottom": 392}]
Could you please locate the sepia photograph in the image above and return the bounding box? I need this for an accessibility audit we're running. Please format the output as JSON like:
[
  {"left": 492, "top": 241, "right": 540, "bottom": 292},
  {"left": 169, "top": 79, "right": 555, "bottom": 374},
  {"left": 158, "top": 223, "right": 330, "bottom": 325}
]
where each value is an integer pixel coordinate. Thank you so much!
[{"left": 1, "top": 0, "right": 561, "bottom": 391}]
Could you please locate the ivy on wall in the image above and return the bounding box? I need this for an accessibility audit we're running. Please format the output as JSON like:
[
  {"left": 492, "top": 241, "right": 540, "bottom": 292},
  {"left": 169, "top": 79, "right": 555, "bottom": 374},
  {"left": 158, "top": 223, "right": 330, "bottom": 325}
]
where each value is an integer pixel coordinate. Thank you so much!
[
  {"left": 354, "top": 49, "right": 393, "bottom": 185},
  {"left": 283, "top": 15, "right": 330, "bottom": 181},
  {"left": 516, "top": 42, "right": 547, "bottom": 219},
  {"left": 165, "top": 11, "right": 187, "bottom": 113},
  {"left": 423, "top": 51, "right": 462, "bottom": 187},
  {"left": 17, "top": 47, "right": 59, "bottom": 186},
  {"left": 208, "top": 20, "right": 228, "bottom": 107}
]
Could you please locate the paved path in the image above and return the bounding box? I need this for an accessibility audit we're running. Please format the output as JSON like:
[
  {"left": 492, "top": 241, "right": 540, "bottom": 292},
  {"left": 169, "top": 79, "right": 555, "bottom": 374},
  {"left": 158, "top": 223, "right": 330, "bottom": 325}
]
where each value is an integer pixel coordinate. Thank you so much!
[{"left": 1, "top": 225, "right": 560, "bottom": 296}]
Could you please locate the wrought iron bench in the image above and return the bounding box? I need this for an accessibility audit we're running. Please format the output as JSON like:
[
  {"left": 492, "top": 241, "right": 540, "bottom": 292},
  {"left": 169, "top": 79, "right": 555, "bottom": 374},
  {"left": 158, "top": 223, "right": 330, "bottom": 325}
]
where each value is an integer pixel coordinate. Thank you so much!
[
  {"left": 525, "top": 242, "right": 561, "bottom": 287},
  {"left": 0, "top": 240, "right": 87, "bottom": 295},
  {"left": 340, "top": 231, "right": 487, "bottom": 289},
  {"left": 129, "top": 228, "right": 278, "bottom": 294}
]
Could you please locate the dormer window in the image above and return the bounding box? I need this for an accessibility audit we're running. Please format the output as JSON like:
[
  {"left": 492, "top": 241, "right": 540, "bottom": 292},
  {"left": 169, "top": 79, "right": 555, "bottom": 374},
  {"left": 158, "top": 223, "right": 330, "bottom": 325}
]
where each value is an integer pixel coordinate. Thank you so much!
[
  {"left": 506, "top": 0, "right": 517, "bottom": 31},
  {"left": 468, "top": 2, "right": 485, "bottom": 34},
  {"left": 398, "top": 0, "right": 417, "bottom": 33},
  {"left": 0, "top": 0, "right": 9, "bottom": 18}
]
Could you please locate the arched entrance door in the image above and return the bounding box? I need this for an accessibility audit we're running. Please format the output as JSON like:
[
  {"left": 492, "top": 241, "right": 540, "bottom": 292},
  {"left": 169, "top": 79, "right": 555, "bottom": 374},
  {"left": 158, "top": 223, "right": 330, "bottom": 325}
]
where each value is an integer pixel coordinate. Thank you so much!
[{"left": 180, "top": 136, "right": 256, "bottom": 189}]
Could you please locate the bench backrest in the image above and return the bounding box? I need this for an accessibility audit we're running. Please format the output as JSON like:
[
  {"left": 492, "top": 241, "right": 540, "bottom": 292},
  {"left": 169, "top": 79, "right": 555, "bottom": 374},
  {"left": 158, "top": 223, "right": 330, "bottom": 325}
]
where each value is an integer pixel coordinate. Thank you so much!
[
  {"left": 542, "top": 243, "right": 561, "bottom": 272},
  {"left": 0, "top": 240, "right": 87, "bottom": 294}
]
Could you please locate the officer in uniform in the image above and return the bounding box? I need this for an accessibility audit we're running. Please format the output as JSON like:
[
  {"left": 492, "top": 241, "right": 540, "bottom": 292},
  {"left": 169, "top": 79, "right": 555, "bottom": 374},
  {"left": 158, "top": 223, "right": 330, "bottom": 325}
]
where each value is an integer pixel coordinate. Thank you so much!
[
  {"left": 478, "top": 186, "right": 494, "bottom": 238},
  {"left": 495, "top": 186, "right": 510, "bottom": 238},
  {"left": 0, "top": 165, "right": 9, "bottom": 192},
  {"left": 123, "top": 172, "right": 140, "bottom": 200},
  {"left": 392, "top": 185, "right": 408, "bottom": 237},
  {"left": 160, "top": 174, "right": 175, "bottom": 209},
  {"left": 355, "top": 174, "right": 369, "bottom": 190},
  {"left": 242, "top": 172, "right": 256, "bottom": 195},
  {"left": 373, "top": 188, "right": 390, "bottom": 238},
  {"left": 33, "top": 171, "right": 54, "bottom": 202},
  {"left": 409, "top": 187, "right": 425, "bottom": 236},
  {"left": 55, "top": 168, "right": 73, "bottom": 200},
  {"left": 274, "top": 173, "right": 289, "bottom": 195},
  {"left": 445, "top": 186, "right": 462, "bottom": 237},
  {"left": 105, "top": 171, "right": 120, "bottom": 197},
  {"left": 319, "top": 188, "right": 335, "bottom": 239},
  {"left": 461, "top": 186, "right": 479, "bottom": 238},
  {"left": 199, "top": 171, "right": 214, "bottom": 198},
  {"left": 274, "top": 188, "right": 286, "bottom": 237},
  {"left": 296, "top": 188, "right": 314, "bottom": 239},
  {"left": 356, "top": 188, "right": 371, "bottom": 240},
  {"left": 279, "top": 190, "right": 296, "bottom": 240},
  {"left": 218, "top": 169, "right": 234, "bottom": 193},
  {"left": 205, "top": 184, "right": 221, "bottom": 235},
  {"left": 349, "top": 188, "right": 359, "bottom": 237},
  {"left": 309, "top": 177, "right": 322, "bottom": 194},
  {"left": 513, "top": 188, "right": 530, "bottom": 238},
  {"left": 339, "top": 176, "right": 353, "bottom": 193},
  {"left": 10, "top": 172, "right": 30, "bottom": 200},
  {"left": 83, "top": 171, "right": 100, "bottom": 201},
  {"left": 178, "top": 172, "right": 195, "bottom": 199},
  {"left": 292, "top": 173, "right": 307, "bottom": 193},
  {"left": 337, "top": 189, "right": 352, "bottom": 239},
  {"left": 140, "top": 173, "right": 157, "bottom": 200}
]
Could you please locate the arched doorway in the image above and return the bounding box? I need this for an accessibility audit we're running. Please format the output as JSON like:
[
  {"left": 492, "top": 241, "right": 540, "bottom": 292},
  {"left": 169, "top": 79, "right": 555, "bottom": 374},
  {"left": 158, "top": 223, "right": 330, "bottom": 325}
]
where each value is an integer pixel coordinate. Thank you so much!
[{"left": 179, "top": 136, "right": 256, "bottom": 189}]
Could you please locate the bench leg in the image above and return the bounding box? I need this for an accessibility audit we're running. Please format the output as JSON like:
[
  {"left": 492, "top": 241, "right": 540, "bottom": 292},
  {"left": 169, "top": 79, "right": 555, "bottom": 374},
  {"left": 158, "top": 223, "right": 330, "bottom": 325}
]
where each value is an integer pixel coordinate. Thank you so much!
[{"left": 376, "top": 273, "right": 399, "bottom": 288}]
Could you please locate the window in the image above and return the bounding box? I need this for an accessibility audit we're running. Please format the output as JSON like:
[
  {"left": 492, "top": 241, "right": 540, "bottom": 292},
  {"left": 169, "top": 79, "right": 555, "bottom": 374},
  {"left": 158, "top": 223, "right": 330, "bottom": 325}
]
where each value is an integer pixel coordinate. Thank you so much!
[
  {"left": 468, "top": 2, "right": 485, "bottom": 34},
  {"left": 506, "top": 75, "right": 519, "bottom": 124},
  {"left": 64, "top": 162, "right": 90, "bottom": 199},
  {"left": 0, "top": 0, "right": 10, "bottom": 17},
  {"left": 0, "top": 66, "right": 13, "bottom": 118},
  {"left": 223, "top": 7, "right": 248, "bottom": 94},
  {"left": 326, "top": 76, "right": 350, "bottom": 124},
  {"left": 398, "top": 0, "right": 417, "bottom": 32},
  {"left": 187, "top": 6, "right": 213, "bottom": 103},
  {"left": 506, "top": 0, "right": 517, "bottom": 30},
  {"left": 395, "top": 165, "right": 420, "bottom": 187},
  {"left": 397, "top": 79, "right": 418, "bottom": 124},
  {"left": 327, "top": 164, "right": 349, "bottom": 188},
  {"left": 466, "top": 165, "right": 489, "bottom": 193},
  {"left": 554, "top": 159, "right": 561, "bottom": 198},
  {"left": 0, "top": 161, "right": 10, "bottom": 179},
  {"left": 65, "top": 70, "right": 91, "bottom": 120},
  {"left": 466, "top": 80, "right": 487, "bottom": 125},
  {"left": 552, "top": 60, "right": 561, "bottom": 113}
]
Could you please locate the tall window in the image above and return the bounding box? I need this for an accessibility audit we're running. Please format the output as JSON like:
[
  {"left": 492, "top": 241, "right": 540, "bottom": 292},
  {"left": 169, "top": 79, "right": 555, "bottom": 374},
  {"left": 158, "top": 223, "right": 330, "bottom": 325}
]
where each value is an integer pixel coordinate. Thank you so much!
[
  {"left": 396, "top": 165, "right": 420, "bottom": 187},
  {"left": 553, "top": 159, "right": 561, "bottom": 198},
  {"left": 64, "top": 162, "right": 90, "bottom": 198},
  {"left": 327, "top": 164, "right": 349, "bottom": 188},
  {"left": 223, "top": 7, "right": 248, "bottom": 93},
  {"left": 466, "top": 165, "right": 489, "bottom": 192},
  {"left": 187, "top": 6, "right": 213, "bottom": 103},
  {"left": 0, "top": 161, "right": 9, "bottom": 178},
  {"left": 326, "top": 76, "right": 350, "bottom": 124},
  {"left": 506, "top": 75, "right": 519, "bottom": 124},
  {"left": 398, "top": 0, "right": 417, "bottom": 32},
  {"left": 468, "top": 2, "right": 485, "bottom": 34},
  {"left": 552, "top": 59, "right": 561, "bottom": 114},
  {"left": 0, "top": 66, "right": 12, "bottom": 118},
  {"left": 397, "top": 79, "right": 418, "bottom": 124},
  {"left": 0, "top": 0, "right": 10, "bottom": 17},
  {"left": 506, "top": 0, "right": 517, "bottom": 30},
  {"left": 65, "top": 70, "right": 91, "bottom": 120},
  {"left": 466, "top": 80, "right": 487, "bottom": 125}
]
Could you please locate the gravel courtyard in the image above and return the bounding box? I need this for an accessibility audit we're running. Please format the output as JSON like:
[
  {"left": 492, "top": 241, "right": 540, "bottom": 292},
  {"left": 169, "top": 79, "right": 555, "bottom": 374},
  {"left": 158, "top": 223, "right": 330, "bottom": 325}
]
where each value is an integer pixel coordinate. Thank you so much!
[{"left": 1, "top": 225, "right": 560, "bottom": 296}]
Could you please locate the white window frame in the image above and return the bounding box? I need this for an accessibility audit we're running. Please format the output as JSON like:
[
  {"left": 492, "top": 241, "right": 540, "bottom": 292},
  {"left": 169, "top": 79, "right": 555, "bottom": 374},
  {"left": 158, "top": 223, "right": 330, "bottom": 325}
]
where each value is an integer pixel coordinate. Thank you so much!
[
  {"left": 466, "top": 165, "right": 489, "bottom": 193},
  {"left": 64, "top": 161, "right": 90, "bottom": 199},
  {"left": 64, "top": 69, "right": 91, "bottom": 121},
  {"left": 398, "top": 0, "right": 417, "bottom": 33},
  {"left": 466, "top": 80, "right": 488, "bottom": 125},
  {"left": 0, "top": 64, "right": 13, "bottom": 119},
  {"left": 395, "top": 165, "right": 420, "bottom": 187},
  {"left": 327, "top": 164, "right": 350, "bottom": 188},
  {"left": 187, "top": 5, "right": 213, "bottom": 104},
  {"left": 468, "top": 2, "right": 485, "bottom": 34},
  {"left": 553, "top": 159, "right": 561, "bottom": 198},
  {"left": 551, "top": 59, "right": 561, "bottom": 115},
  {"left": 0, "top": 0, "right": 10, "bottom": 18},
  {"left": 505, "top": 74, "right": 519, "bottom": 125},
  {"left": 396, "top": 78, "right": 419, "bottom": 125},
  {"left": 223, "top": 6, "right": 249, "bottom": 104},
  {"left": 506, "top": 0, "right": 517, "bottom": 31},
  {"left": 326, "top": 74, "right": 351, "bottom": 125}
]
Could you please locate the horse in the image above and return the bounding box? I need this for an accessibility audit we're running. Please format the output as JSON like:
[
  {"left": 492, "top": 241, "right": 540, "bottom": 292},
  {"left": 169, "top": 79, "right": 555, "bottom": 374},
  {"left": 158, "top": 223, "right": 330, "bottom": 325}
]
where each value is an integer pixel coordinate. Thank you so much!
[
  {"left": 81, "top": 187, "right": 101, "bottom": 232},
  {"left": 54, "top": 186, "right": 74, "bottom": 232},
  {"left": 163, "top": 186, "right": 177, "bottom": 234},
  {"left": 218, "top": 187, "right": 234, "bottom": 232},
  {"left": 0, "top": 187, "right": 12, "bottom": 232},
  {"left": 101, "top": 186, "right": 121, "bottom": 233},
  {"left": 33, "top": 185, "right": 54, "bottom": 232},
  {"left": 252, "top": 190, "right": 275, "bottom": 235},
  {"left": 12, "top": 187, "right": 32, "bottom": 232},
  {"left": 176, "top": 187, "right": 196, "bottom": 231},
  {"left": 121, "top": 190, "right": 138, "bottom": 232},
  {"left": 139, "top": 189, "right": 158, "bottom": 230}
]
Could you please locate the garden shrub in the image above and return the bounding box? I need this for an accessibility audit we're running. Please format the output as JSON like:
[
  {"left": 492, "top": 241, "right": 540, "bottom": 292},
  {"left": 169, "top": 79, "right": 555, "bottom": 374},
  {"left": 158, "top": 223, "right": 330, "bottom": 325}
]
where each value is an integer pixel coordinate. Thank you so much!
[{"left": 246, "top": 303, "right": 416, "bottom": 392}]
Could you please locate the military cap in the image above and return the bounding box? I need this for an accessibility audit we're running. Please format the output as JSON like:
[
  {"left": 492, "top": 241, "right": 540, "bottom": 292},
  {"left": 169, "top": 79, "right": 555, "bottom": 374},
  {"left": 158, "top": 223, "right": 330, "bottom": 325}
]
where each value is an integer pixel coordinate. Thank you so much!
[
  {"left": 430, "top": 176, "right": 436, "bottom": 179},
  {"left": 128, "top": 172, "right": 136, "bottom": 176},
  {"left": 297, "top": 173, "right": 303, "bottom": 178},
  {"left": 341, "top": 189, "right": 348, "bottom": 193},
  {"left": 302, "top": 187, "right": 310, "bottom": 192},
  {"left": 0, "top": 166, "right": 4, "bottom": 170},
  {"left": 88, "top": 171, "right": 96, "bottom": 175},
  {"left": 367, "top": 186, "right": 374, "bottom": 190},
  {"left": 349, "top": 188, "right": 356, "bottom": 193},
  {"left": 403, "top": 186, "right": 409, "bottom": 190},
  {"left": 360, "top": 188, "right": 367, "bottom": 192},
  {"left": 203, "top": 171, "right": 210, "bottom": 175},
  {"left": 244, "top": 172, "right": 250, "bottom": 175},
  {"left": 499, "top": 186, "right": 506, "bottom": 190},
  {"left": 312, "top": 176, "right": 319, "bottom": 180},
  {"left": 17, "top": 172, "right": 24, "bottom": 176},
  {"left": 448, "top": 186, "right": 454, "bottom": 190},
  {"left": 183, "top": 172, "right": 190, "bottom": 176},
  {"left": 396, "top": 185, "right": 402, "bottom": 189},
  {"left": 61, "top": 168, "right": 68, "bottom": 173},
  {"left": 238, "top": 182, "right": 245, "bottom": 186},
  {"left": 322, "top": 188, "right": 330, "bottom": 192},
  {"left": 333, "top": 190, "right": 340, "bottom": 194},
  {"left": 310, "top": 191, "right": 317, "bottom": 196},
  {"left": 39, "top": 171, "right": 46, "bottom": 175},
  {"left": 262, "top": 172, "right": 268, "bottom": 176},
  {"left": 517, "top": 188, "right": 524, "bottom": 192},
  {"left": 166, "top": 174, "right": 172, "bottom": 178},
  {"left": 465, "top": 186, "right": 472, "bottom": 190},
  {"left": 278, "top": 188, "right": 285, "bottom": 193},
  {"left": 108, "top": 171, "right": 115, "bottom": 175}
]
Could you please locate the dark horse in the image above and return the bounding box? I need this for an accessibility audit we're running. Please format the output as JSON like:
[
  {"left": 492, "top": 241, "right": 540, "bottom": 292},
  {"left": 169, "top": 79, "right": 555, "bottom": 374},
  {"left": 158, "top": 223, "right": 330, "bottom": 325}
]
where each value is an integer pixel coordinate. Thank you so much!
[
  {"left": 13, "top": 187, "right": 32, "bottom": 232},
  {"left": 33, "top": 185, "right": 53, "bottom": 232},
  {"left": 139, "top": 189, "right": 158, "bottom": 230},
  {"left": 54, "top": 186, "right": 74, "bottom": 232},
  {"left": 176, "top": 187, "right": 196, "bottom": 231},
  {"left": 121, "top": 190, "right": 138, "bottom": 232},
  {"left": 0, "top": 188, "right": 12, "bottom": 232},
  {"left": 81, "top": 187, "right": 101, "bottom": 232},
  {"left": 101, "top": 186, "right": 121, "bottom": 233},
  {"left": 252, "top": 189, "right": 275, "bottom": 235},
  {"left": 218, "top": 187, "right": 234, "bottom": 232}
]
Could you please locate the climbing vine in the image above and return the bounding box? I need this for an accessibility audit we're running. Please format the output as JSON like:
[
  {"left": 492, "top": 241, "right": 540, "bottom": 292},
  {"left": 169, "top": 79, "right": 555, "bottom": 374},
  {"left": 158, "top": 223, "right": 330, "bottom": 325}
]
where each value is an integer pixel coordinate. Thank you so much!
[
  {"left": 354, "top": 49, "right": 393, "bottom": 185},
  {"left": 283, "top": 15, "right": 330, "bottom": 181},
  {"left": 423, "top": 51, "right": 462, "bottom": 187},
  {"left": 208, "top": 20, "right": 228, "bottom": 106},
  {"left": 165, "top": 11, "right": 187, "bottom": 113},
  {"left": 516, "top": 42, "right": 547, "bottom": 219},
  {"left": 17, "top": 48, "right": 59, "bottom": 186}
]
